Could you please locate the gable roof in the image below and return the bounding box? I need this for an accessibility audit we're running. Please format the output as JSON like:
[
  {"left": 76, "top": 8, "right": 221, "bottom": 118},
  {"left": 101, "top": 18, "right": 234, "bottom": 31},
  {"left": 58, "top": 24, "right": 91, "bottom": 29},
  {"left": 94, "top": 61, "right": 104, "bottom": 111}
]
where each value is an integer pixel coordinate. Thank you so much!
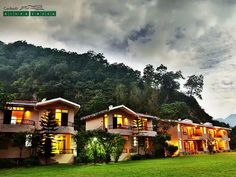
[
  {"left": 6, "top": 100, "right": 37, "bottom": 107},
  {"left": 36, "top": 97, "right": 80, "bottom": 111},
  {"left": 81, "top": 105, "right": 159, "bottom": 120}
]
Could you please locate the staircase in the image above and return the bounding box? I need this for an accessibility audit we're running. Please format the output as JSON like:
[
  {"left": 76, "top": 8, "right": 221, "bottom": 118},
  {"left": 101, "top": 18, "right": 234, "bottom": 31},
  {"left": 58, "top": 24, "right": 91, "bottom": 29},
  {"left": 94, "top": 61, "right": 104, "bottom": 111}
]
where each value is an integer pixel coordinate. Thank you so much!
[{"left": 51, "top": 154, "right": 74, "bottom": 164}]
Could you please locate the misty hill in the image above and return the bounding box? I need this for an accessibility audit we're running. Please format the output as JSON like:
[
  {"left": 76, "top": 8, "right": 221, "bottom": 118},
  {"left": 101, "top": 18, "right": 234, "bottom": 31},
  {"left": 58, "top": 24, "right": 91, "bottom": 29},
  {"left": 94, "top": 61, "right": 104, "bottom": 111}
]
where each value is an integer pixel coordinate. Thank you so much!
[
  {"left": 217, "top": 114, "right": 236, "bottom": 127},
  {"left": 0, "top": 41, "right": 228, "bottom": 127}
]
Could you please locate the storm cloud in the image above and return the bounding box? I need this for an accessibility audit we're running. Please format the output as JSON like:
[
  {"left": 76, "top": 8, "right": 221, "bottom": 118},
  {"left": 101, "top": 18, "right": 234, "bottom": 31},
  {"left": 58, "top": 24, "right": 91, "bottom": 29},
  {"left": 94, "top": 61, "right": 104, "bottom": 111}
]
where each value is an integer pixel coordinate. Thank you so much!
[{"left": 1, "top": 0, "right": 236, "bottom": 118}]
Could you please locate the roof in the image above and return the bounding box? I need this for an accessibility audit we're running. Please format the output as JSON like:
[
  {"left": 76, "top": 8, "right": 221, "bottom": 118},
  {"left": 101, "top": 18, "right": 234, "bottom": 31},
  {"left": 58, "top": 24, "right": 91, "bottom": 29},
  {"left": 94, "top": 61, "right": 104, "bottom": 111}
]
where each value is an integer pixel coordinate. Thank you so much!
[
  {"left": 36, "top": 97, "right": 80, "bottom": 110},
  {"left": 81, "top": 105, "right": 159, "bottom": 120},
  {"left": 6, "top": 100, "right": 37, "bottom": 107},
  {"left": 177, "top": 119, "right": 231, "bottom": 130},
  {"left": 137, "top": 113, "right": 159, "bottom": 120}
]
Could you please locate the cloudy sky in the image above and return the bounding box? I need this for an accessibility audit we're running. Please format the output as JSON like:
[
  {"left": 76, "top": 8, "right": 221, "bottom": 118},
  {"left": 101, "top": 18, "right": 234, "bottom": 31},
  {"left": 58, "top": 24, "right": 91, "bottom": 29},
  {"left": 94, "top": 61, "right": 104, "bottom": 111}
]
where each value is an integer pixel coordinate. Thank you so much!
[{"left": 1, "top": 0, "right": 236, "bottom": 119}]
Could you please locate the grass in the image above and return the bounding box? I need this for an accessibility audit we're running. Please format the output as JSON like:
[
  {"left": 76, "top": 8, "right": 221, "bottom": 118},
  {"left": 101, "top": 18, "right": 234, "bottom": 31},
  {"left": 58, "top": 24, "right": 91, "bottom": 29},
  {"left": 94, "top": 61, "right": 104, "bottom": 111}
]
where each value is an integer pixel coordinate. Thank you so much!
[{"left": 1, "top": 152, "right": 236, "bottom": 177}]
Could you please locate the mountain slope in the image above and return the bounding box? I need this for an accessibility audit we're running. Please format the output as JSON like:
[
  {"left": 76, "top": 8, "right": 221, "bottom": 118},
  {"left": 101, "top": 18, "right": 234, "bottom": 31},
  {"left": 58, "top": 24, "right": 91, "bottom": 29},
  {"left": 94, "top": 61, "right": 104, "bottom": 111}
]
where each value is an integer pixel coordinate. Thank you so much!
[
  {"left": 217, "top": 114, "right": 236, "bottom": 127},
  {"left": 0, "top": 41, "right": 227, "bottom": 127}
]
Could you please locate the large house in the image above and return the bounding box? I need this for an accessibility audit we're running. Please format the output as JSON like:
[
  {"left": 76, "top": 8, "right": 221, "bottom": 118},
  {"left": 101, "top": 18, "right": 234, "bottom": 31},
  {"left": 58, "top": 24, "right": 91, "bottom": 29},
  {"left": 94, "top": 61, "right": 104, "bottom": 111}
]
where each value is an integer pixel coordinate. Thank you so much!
[
  {"left": 82, "top": 105, "right": 231, "bottom": 159},
  {"left": 81, "top": 105, "right": 158, "bottom": 159},
  {"left": 168, "top": 119, "right": 231, "bottom": 155},
  {"left": 0, "top": 98, "right": 80, "bottom": 163}
]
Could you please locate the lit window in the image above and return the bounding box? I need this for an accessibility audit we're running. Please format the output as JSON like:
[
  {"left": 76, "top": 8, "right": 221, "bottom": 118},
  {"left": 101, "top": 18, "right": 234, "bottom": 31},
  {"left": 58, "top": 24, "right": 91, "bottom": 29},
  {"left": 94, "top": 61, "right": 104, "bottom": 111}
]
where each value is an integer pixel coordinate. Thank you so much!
[
  {"left": 104, "top": 114, "right": 108, "bottom": 128},
  {"left": 55, "top": 109, "right": 69, "bottom": 126},
  {"left": 124, "top": 118, "right": 128, "bottom": 125}
]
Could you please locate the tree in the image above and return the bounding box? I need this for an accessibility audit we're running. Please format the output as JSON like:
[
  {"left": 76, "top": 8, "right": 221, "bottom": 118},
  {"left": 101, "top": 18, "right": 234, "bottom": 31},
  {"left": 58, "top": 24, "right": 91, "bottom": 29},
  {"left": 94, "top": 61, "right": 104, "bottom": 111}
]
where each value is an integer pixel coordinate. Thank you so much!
[
  {"left": 184, "top": 75, "right": 204, "bottom": 99},
  {"left": 154, "top": 64, "right": 184, "bottom": 103},
  {"left": 111, "top": 134, "right": 125, "bottom": 163},
  {"left": 40, "top": 110, "right": 58, "bottom": 164},
  {"left": 159, "top": 101, "right": 190, "bottom": 120},
  {"left": 12, "top": 132, "right": 29, "bottom": 165},
  {"left": 229, "top": 126, "right": 236, "bottom": 150},
  {"left": 73, "top": 128, "right": 89, "bottom": 163},
  {"left": 143, "top": 64, "right": 155, "bottom": 87},
  {"left": 95, "top": 130, "right": 114, "bottom": 163}
]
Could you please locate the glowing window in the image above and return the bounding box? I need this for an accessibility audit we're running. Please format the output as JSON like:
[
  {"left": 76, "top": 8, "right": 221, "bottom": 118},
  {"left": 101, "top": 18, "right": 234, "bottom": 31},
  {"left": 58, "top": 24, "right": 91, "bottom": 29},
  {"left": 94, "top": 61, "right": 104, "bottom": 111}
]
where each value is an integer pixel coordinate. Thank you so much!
[
  {"left": 55, "top": 109, "right": 68, "bottom": 126},
  {"left": 124, "top": 117, "right": 128, "bottom": 125},
  {"left": 104, "top": 114, "right": 108, "bottom": 128}
]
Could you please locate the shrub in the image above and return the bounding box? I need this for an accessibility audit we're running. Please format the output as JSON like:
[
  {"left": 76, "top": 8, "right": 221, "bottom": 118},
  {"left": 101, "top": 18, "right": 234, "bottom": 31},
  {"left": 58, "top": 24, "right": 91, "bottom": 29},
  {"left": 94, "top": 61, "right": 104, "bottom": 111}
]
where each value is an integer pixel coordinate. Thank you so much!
[
  {"left": 22, "top": 157, "right": 41, "bottom": 166},
  {"left": 130, "top": 154, "right": 143, "bottom": 160},
  {"left": 166, "top": 145, "right": 178, "bottom": 157},
  {"left": 0, "top": 159, "right": 16, "bottom": 168}
]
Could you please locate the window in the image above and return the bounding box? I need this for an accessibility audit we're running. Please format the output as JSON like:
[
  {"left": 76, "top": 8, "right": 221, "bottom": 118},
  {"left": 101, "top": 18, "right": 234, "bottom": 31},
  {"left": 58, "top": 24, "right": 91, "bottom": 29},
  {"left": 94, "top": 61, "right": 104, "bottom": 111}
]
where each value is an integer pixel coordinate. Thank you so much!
[
  {"left": 55, "top": 109, "right": 68, "bottom": 126},
  {"left": 4, "top": 107, "right": 25, "bottom": 124},
  {"left": 104, "top": 114, "right": 108, "bottom": 128}
]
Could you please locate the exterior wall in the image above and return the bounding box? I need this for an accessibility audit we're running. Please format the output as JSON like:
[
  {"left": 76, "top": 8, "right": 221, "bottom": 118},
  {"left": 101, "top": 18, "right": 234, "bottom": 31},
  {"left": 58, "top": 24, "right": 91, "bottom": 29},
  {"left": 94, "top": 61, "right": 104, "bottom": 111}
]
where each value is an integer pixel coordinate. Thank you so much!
[
  {"left": 168, "top": 125, "right": 180, "bottom": 154},
  {"left": 86, "top": 116, "right": 103, "bottom": 130},
  {"left": 0, "top": 147, "right": 31, "bottom": 159}
]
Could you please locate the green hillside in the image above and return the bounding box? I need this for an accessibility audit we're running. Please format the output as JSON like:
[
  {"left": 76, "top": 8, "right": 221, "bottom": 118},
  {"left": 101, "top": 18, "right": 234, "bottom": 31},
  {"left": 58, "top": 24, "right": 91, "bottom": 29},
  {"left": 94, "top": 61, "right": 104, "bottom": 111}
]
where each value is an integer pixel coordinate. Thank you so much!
[{"left": 0, "top": 41, "right": 228, "bottom": 127}]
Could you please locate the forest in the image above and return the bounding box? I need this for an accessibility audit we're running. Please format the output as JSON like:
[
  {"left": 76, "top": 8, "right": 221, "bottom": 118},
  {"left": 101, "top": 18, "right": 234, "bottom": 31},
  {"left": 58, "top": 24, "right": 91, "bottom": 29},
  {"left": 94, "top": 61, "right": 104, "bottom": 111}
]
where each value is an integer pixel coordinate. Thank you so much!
[{"left": 0, "top": 40, "right": 228, "bottom": 127}]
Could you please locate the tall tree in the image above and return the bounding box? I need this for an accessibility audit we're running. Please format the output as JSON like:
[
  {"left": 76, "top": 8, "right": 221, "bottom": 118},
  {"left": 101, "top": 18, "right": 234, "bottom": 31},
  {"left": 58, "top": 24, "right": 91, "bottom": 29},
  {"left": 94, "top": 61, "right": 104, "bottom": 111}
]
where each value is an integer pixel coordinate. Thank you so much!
[
  {"left": 143, "top": 64, "right": 155, "bottom": 87},
  {"left": 184, "top": 74, "right": 204, "bottom": 99},
  {"left": 40, "top": 110, "right": 58, "bottom": 164}
]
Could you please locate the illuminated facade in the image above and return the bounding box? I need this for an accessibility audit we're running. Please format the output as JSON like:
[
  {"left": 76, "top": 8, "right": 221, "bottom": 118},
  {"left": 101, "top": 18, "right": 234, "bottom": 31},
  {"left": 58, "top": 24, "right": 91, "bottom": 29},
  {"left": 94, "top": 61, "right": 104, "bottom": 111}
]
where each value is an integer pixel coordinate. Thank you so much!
[
  {"left": 168, "top": 119, "right": 231, "bottom": 155},
  {"left": 0, "top": 98, "right": 80, "bottom": 163},
  {"left": 83, "top": 106, "right": 231, "bottom": 159},
  {"left": 82, "top": 105, "right": 157, "bottom": 160}
]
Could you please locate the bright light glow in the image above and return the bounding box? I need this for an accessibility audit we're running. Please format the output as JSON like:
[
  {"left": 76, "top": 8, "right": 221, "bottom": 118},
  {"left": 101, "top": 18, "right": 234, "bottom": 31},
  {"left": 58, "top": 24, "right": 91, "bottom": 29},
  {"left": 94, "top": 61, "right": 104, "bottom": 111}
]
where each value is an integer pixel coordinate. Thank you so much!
[{"left": 177, "top": 124, "right": 180, "bottom": 132}]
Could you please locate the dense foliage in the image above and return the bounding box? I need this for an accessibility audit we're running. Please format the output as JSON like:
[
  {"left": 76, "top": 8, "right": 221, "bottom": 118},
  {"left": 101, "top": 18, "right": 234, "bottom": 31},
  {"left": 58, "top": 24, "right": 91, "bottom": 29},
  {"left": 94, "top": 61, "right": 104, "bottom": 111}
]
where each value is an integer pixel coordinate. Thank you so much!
[
  {"left": 0, "top": 40, "right": 228, "bottom": 127},
  {"left": 74, "top": 129, "right": 125, "bottom": 164}
]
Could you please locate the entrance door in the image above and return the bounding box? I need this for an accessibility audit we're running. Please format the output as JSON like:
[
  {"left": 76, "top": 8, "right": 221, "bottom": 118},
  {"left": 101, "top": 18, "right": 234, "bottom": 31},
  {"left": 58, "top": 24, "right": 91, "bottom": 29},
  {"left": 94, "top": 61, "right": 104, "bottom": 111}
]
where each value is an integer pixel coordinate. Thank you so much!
[
  {"left": 61, "top": 113, "right": 68, "bottom": 126},
  {"left": 113, "top": 117, "right": 117, "bottom": 129},
  {"left": 3, "top": 110, "right": 12, "bottom": 124}
]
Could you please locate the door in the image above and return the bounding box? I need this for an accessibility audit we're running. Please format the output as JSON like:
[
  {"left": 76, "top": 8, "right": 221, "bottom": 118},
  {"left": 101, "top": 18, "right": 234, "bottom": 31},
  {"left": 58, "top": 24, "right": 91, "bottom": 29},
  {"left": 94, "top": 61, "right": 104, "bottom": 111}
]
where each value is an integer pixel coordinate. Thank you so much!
[
  {"left": 113, "top": 117, "right": 117, "bottom": 129},
  {"left": 61, "top": 112, "right": 68, "bottom": 126},
  {"left": 3, "top": 110, "right": 12, "bottom": 124}
]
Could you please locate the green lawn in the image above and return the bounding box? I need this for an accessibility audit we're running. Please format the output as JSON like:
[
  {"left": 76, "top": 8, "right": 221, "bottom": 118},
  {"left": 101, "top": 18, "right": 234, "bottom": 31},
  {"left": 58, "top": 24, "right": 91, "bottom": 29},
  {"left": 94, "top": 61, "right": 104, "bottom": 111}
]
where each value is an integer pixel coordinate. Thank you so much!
[{"left": 1, "top": 152, "right": 236, "bottom": 177}]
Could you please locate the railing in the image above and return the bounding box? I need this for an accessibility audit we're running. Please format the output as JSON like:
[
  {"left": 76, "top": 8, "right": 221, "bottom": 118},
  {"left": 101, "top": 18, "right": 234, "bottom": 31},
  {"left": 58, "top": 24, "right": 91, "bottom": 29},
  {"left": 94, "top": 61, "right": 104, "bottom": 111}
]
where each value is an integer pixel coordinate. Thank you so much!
[
  {"left": 108, "top": 124, "right": 132, "bottom": 129},
  {"left": 107, "top": 125, "right": 154, "bottom": 131},
  {"left": 132, "top": 126, "right": 153, "bottom": 131},
  {"left": 1, "top": 118, "right": 35, "bottom": 126},
  {"left": 57, "top": 121, "right": 74, "bottom": 127},
  {"left": 58, "top": 149, "right": 74, "bottom": 154}
]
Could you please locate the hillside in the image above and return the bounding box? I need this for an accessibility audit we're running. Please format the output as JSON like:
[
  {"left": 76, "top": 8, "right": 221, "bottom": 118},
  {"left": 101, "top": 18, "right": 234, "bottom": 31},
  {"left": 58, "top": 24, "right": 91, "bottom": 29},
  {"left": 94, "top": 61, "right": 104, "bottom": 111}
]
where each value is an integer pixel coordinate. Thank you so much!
[{"left": 0, "top": 41, "right": 227, "bottom": 127}]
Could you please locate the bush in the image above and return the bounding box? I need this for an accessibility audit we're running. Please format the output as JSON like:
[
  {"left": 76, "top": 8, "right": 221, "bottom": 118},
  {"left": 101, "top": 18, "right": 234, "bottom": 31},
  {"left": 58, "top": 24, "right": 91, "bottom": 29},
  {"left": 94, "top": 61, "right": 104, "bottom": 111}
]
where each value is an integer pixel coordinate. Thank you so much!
[
  {"left": 166, "top": 145, "right": 178, "bottom": 157},
  {"left": 130, "top": 154, "right": 154, "bottom": 160},
  {"left": 22, "top": 157, "right": 41, "bottom": 166},
  {"left": 130, "top": 154, "right": 143, "bottom": 160},
  {"left": 0, "top": 159, "right": 16, "bottom": 168}
]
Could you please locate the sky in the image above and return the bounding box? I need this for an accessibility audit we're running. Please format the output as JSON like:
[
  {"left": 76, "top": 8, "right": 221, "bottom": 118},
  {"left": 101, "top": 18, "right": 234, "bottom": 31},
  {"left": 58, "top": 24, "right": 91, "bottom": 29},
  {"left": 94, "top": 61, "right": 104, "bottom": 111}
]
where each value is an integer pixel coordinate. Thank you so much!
[{"left": 0, "top": 0, "right": 236, "bottom": 119}]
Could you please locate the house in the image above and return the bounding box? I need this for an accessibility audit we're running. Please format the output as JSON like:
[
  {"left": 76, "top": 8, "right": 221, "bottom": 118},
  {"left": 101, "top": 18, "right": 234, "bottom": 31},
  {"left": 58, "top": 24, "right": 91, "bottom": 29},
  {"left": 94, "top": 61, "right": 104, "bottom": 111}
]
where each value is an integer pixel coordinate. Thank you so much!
[
  {"left": 168, "top": 119, "right": 231, "bottom": 155},
  {"left": 0, "top": 97, "right": 80, "bottom": 163},
  {"left": 81, "top": 105, "right": 158, "bottom": 160},
  {"left": 82, "top": 105, "right": 231, "bottom": 158}
]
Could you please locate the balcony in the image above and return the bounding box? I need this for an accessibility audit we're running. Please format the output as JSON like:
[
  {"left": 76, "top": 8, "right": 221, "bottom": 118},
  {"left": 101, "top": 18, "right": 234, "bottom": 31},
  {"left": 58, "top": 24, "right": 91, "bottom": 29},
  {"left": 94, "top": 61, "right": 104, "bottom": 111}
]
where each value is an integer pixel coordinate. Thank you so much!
[
  {"left": 108, "top": 124, "right": 133, "bottom": 135},
  {"left": 133, "top": 126, "right": 157, "bottom": 137},
  {"left": 0, "top": 119, "right": 35, "bottom": 132},
  {"left": 54, "top": 121, "right": 76, "bottom": 134}
]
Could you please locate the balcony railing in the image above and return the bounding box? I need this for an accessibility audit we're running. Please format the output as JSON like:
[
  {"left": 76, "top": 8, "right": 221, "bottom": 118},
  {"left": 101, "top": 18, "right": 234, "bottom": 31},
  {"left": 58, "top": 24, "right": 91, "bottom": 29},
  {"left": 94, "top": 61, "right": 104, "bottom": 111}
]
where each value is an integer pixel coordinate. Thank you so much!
[
  {"left": 57, "top": 121, "right": 74, "bottom": 127},
  {"left": 133, "top": 126, "right": 153, "bottom": 131},
  {"left": 1, "top": 118, "right": 35, "bottom": 126},
  {"left": 107, "top": 125, "right": 154, "bottom": 131},
  {"left": 108, "top": 124, "right": 132, "bottom": 129}
]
